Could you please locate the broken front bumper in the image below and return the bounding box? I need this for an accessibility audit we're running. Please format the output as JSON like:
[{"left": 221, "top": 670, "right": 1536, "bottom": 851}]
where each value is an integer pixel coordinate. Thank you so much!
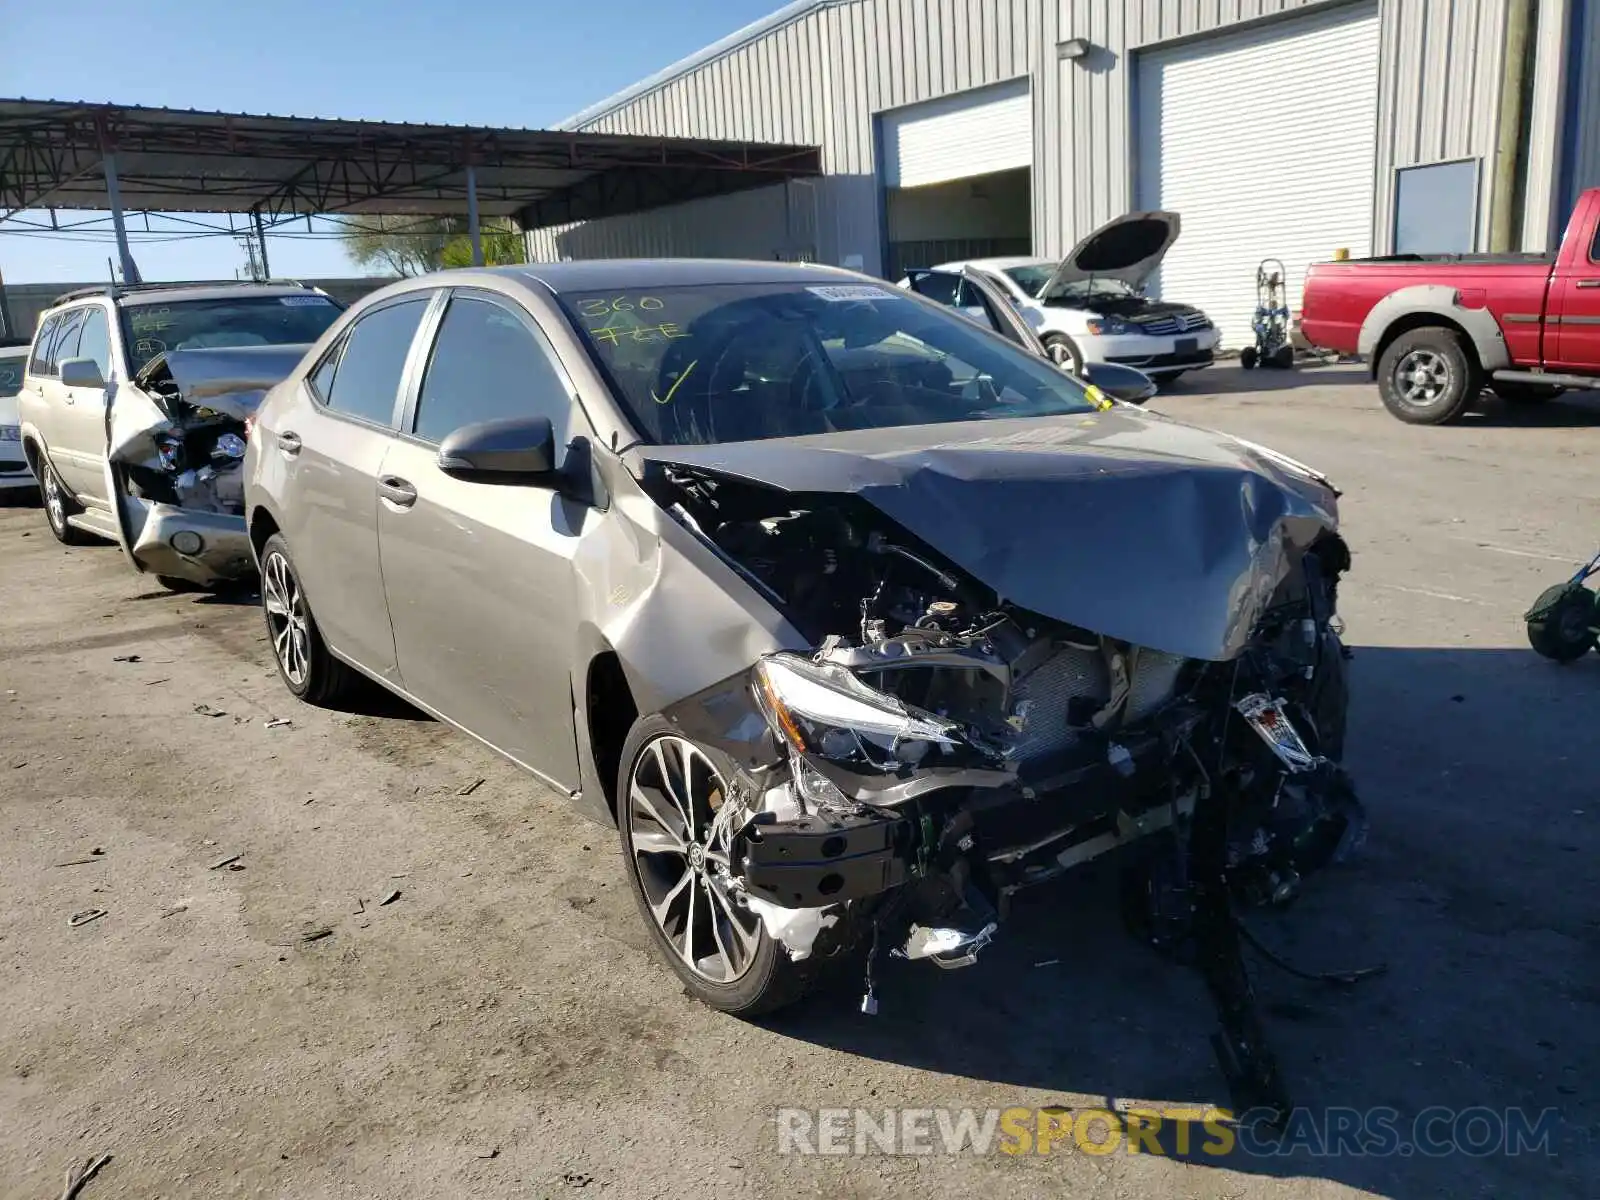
[{"left": 123, "top": 497, "right": 254, "bottom": 586}]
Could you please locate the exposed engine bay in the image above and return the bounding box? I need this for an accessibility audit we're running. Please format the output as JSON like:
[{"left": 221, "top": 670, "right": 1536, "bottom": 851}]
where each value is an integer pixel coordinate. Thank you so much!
[
  {"left": 102, "top": 344, "right": 309, "bottom": 586},
  {"left": 114, "top": 349, "right": 285, "bottom": 515},
  {"left": 649, "top": 457, "right": 1369, "bottom": 1124}
]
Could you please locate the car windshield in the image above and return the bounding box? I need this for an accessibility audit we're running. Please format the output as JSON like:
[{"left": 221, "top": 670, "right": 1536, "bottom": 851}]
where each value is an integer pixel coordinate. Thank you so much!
[
  {"left": 560, "top": 281, "right": 1098, "bottom": 446},
  {"left": 119, "top": 293, "right": 343, "bottom": 376},
  {"left": 0, "top": 353, "right": 23, "bottom": 398},
  {"left": 1000, "top": 264, "right": 1057, "bottom": 297}
]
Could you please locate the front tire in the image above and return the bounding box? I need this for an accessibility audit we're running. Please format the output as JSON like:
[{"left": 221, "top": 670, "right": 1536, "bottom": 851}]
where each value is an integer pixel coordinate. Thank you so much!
[
  {"left": 39, "top": 457, "right": 93, "bottom": 545},
  {"left": 617, "top": 715, "right": 816, "bottom": 1016},
  {"left": 1239, "top": 346, "right": 1259, "bottom": 370},
  {"left": 1377, "top": 327, "right": 1481, "bottom": 425},
  {"left": 1041, "top": 333, "right": 1085, "bottom": 376},
  {"left": 1150, "top": 370, "right": 1186, "bottom": 386},
  {"left": 259, "top": 533, "right": 362, "bottom": 705}
]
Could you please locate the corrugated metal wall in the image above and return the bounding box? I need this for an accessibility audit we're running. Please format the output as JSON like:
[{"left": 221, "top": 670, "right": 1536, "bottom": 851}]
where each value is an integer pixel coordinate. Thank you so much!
[
  {"left": 528, "top": 0, "right": 1520, "bottom": 271},
  {"left": 1569, "top": 0, "right": 1600, "bottom": 207}
]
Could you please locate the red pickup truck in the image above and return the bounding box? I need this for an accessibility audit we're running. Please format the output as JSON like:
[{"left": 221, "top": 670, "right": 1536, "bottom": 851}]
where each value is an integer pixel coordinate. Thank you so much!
[{"left": 1300, "top": 187, "right": 1600, "bottom": 424}]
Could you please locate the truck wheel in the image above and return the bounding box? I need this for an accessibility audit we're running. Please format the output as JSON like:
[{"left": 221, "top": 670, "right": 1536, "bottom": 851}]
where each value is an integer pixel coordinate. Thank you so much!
[
  {"left": 1377, "top": 327, "right": 1481, "bottom": 425},
  {"left": 1491, "top": 381, "right": 1563, "bottom": 405}
]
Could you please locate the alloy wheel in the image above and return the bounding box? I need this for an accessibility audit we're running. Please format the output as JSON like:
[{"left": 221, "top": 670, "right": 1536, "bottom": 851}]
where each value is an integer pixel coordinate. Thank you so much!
[
  {"left": 262, "top": 550, "right": 311, "bottom": 688},
  {"left": 627, "top": 735, "right": 763, "bottom": 984},
  {"left": 1395, "top": 349, "right": 1451, "bottom": 406},
  {"left": 42, "top": 465, "right": 65, "bottom": 532}
]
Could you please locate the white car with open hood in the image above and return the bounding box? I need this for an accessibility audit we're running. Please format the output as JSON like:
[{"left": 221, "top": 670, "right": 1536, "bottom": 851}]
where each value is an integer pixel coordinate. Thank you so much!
[
  {"left": 899, "top": 210, "right": 1220, "bottom": 383},
  {"left": 0, "top": 344, "right": 36, "bottom": 496}
]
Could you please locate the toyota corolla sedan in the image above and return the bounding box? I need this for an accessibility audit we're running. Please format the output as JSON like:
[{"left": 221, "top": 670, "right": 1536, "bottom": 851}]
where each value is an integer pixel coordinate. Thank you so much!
[{"left": 244, "top": 260, "right": 1361, "bottom": 1119}]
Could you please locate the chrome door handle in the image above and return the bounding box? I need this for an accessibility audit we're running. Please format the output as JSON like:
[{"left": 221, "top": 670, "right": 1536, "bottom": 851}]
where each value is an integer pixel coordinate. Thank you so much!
[
  {"left": 378, "top": 475, "right": 417, "bottom": 508},
  {"left": 1576, "top": 279, "right": 1600, "bottom": 289},
  {"left": 276, "top": 431, "right": 302, "bottom": 456}
]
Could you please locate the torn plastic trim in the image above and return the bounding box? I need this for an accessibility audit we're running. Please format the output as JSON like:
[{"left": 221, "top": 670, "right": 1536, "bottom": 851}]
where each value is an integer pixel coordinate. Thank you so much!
[{"left": 743, "top": 895, "right": 842, "bottom": 962}]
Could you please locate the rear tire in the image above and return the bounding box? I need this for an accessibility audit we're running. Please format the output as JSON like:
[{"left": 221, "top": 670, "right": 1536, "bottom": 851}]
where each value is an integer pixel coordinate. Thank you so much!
[
  {"left": 1041, "top": 333, "right": 1085, "bottom": 376},
  {"left": 258, "top": 533, "right": 362, "bottom": 706},
  {"left": 617, "top": 714, "right": 818, "bottom": 1016},
  {"left": 39, "top": 457, "right": 93, "bottom": 546},
  {"left": 1377, "top": 327, "right": 1481, "bottom": 425},
  {"left": 1268, "top": 344, "right": 1295, "bottom": 369}
]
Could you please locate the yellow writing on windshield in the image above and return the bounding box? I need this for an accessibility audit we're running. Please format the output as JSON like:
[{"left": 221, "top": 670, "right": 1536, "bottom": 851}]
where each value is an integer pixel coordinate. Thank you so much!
[
  {"left": 577, "top": 296, "right": 666, "bottom": 318},
  {"left": 590, "top": 322, "right": 689, "bottom": 346},
  {"left": 651, "top": 359, "right": 699, "bottom": 405}
]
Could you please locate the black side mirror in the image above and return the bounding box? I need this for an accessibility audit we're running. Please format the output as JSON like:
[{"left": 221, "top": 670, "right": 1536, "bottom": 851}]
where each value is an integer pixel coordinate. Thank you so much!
[
  {"left": 437, "top": 416, "right": 557, "bottom": 482},
  {"left": 1081, "top": 361, "right": 1158, "bottom": 405}
]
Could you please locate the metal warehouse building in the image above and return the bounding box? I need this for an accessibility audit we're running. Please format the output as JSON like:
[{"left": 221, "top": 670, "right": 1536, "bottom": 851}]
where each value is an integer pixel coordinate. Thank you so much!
[{"left": 526, "top": 0, "right": 1599, "bottom": 346}]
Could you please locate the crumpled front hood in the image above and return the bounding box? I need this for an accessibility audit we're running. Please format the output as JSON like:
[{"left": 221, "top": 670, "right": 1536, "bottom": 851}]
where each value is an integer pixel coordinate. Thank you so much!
[
  {"left": 113, "top": 343, "right": 310, "bottom": 467},
  {"left": 134, "top": 344, "right": 311, "bottom": 423},
  {"left": 634, "top": 409, "right": 1340, "bottom": 662}
]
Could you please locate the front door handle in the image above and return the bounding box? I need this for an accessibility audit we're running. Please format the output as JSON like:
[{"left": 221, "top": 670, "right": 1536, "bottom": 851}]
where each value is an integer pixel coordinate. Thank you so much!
[
  {"left": 378, "top": 475, "right": 418, "bottom": 508},
  {"left": 1576, "top": 279, "right": 1600, "bottom": 289},
  {"left": 276, "top": 430, "right": 302, "bottom": 456}
]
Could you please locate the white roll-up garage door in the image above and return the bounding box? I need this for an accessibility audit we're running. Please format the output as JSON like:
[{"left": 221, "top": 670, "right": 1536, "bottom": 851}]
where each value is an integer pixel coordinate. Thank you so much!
[
  {"left": 1136, "top": 3, "right": 1379, "bottom": 347},
  {"left": 881, "top": 78, "right": 1032, "bottom": 189}
]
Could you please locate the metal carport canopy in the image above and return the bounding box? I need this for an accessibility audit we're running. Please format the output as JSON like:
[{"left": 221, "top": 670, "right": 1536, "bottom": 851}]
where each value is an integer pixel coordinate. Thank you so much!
[{"left": 0, "top": 97, "right": 821, "bottom": 231}]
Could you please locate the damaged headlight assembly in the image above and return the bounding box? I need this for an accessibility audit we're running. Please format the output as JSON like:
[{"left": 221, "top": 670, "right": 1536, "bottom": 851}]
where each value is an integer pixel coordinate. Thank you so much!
[{"left": 752, "top": 652, "right": 963, "bottom": 776}]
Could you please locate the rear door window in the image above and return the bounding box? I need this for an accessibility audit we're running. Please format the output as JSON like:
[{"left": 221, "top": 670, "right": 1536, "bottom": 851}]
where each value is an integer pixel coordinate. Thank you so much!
[
  {"left": 905, "top": 270, "right": 961, "bottom": 307},
  {"left": 318, "top": 298, "right": 429, "bottom": 428},
  {"left": 411, "top": 294, "right": 572, "bottom": 444},
  {"left": 28, "top": 315, "right": 60, "bottom": 377}
]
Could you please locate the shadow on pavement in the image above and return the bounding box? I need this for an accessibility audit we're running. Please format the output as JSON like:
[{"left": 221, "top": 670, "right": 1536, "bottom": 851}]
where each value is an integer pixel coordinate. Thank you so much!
[{"left": 760, "top": 643, "right": 1598, "bottom": 1198}]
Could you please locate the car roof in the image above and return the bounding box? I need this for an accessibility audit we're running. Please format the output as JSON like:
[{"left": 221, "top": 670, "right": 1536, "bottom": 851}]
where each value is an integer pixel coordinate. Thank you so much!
[
  {"left": 931, "top": 257, "right": 1052, "bottom": 272},
  {"left": 46, "top": 283, "right": 329, "bottom": 314},
  {"left": 479, "top": 258, "right": 868, "bottom": 294}
]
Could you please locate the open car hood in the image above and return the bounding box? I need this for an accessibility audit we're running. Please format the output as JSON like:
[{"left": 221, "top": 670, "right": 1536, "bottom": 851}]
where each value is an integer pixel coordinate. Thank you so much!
[
  {"left": 1038, "top": 210, "right": 1181, "bottom": 298},
  {"left": 633, "top": 408, "right": 1339, "bottom": 662}
]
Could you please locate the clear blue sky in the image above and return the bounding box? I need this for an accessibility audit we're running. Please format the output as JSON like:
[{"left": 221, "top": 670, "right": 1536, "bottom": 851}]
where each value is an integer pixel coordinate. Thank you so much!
[{"left": 0, "top": 0, "right": 780, "bottom": 283}]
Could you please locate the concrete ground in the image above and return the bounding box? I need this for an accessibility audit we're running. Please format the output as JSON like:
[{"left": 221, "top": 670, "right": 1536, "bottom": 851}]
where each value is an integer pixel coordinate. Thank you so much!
[{"left": 0, "top": 365, "right": 1594, "bottom": 1199}]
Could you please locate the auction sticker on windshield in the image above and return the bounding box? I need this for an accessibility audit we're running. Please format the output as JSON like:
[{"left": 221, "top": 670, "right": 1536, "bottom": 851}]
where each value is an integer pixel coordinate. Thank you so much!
[{"left": 806, "top": 285, "right": 900, "bottom": 302}]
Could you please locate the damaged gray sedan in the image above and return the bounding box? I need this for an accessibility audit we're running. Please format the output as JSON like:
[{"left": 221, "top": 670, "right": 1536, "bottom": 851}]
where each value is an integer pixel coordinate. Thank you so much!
[{"left": 244, "top": 261, "right": 1365, "bottom": 1121}]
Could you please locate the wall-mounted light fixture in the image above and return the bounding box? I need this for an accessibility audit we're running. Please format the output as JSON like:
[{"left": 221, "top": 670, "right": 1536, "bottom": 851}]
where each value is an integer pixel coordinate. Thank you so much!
[{"left": 1057, "top": 37, "right": 1093, "bottom": 61}]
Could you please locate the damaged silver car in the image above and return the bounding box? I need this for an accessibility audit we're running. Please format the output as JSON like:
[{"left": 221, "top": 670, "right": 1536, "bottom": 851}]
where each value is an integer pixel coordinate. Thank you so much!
[
  {"left": 15, "top": 282, "right": 343, "bottom": 588},
  {"left": 244, "top": 261, "right": 1364, "bottom": 1121}
]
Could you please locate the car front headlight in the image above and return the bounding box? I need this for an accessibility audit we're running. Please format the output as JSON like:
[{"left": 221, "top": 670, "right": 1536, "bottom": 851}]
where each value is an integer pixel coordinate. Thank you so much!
[
  {"left": 0, "top": 425, "right": 19, "bottom": 442},
  {"left": 753, "top": 652, "right": 961, "bottom": 770},
  {"left": 1085, "top": 316, "right": 1135, "bottom": 336}
]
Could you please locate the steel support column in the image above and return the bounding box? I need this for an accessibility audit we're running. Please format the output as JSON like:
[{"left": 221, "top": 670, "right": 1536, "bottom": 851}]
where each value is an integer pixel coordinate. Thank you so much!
[
  {"left": 101, "top": 152, "right": 141, "bottom": 284},
  {"left": 466, "top": 163, "right": 483, "bottom": 267},
  {"left": 253, "top": 208, "right": 271, "bottom": 279}
]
